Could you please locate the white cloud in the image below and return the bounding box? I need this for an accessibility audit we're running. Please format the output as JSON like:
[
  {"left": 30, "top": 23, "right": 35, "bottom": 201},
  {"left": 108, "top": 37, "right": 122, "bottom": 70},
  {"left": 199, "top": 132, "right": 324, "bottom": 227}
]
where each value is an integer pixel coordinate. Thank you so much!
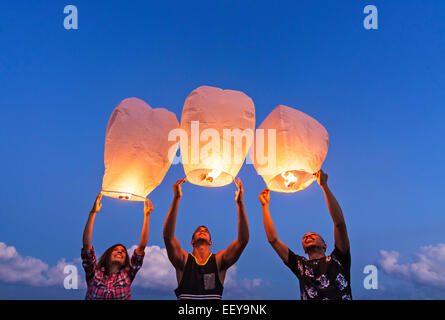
[
  {"left": 0, "top": 242, "right": 76, "bottom": 287},
  {"left": 224, "top": 265, "right": 263, "bottom": 297},
  {"left": 128, "top": 245, "right": 177, "bottom": 291},
  {"left": 378, "top": 243, "right": 445, "bottom": 289}
]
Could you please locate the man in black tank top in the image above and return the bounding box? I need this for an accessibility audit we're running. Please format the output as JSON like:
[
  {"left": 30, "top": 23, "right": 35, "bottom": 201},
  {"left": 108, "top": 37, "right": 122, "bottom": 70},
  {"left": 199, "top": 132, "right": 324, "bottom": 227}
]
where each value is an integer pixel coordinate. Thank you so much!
[
  {"left": 163, "top": 177, "right": 249, "bottom": 300},
  {"left": 259, "top": 170, "right": 352, "bottom": 300}
]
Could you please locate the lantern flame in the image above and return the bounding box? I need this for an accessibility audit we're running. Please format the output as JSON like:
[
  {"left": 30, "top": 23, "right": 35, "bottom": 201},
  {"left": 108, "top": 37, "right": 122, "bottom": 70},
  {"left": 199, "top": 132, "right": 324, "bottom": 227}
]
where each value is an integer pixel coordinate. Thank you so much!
[
  {"left": 281, "top": 171, "right": 298, "bottom": 188},
  {"left": 204, "top": 169, "right": 222, "bottom": 183},
  {"left": 118, "top": 193, "right": 132, "bottom": 200}
]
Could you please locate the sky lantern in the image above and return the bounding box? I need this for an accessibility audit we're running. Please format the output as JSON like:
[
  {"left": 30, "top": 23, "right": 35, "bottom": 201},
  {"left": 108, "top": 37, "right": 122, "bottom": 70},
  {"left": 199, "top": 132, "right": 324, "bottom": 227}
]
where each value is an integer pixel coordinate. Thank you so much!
[
  {"left": 101, "top": 97, "right": 179, "bottom": 201},
  {"left": 253, "top": 105, "right": 328, "bottom": 193},
  {"left": 180, "top": 86, "right": 255, "bottom": 187}
]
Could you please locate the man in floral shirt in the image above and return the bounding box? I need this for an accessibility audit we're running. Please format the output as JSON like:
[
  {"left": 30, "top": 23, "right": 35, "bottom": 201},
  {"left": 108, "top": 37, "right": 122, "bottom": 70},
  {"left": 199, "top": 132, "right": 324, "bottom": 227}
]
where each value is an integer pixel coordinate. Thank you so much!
[{"left": 259, "top": 170, "right": 351, "bottom": 300}]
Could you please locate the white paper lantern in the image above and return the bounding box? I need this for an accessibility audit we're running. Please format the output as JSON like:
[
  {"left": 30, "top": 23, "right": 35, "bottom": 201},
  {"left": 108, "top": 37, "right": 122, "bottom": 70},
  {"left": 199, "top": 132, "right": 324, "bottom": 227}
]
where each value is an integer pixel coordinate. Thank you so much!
[
  {"left": 180, "top": 86, "right": 255, "bottom": 187},
  {"left": 253, "top": 105, "right": 328, "bottom": 193},
  {"left": 102, "top": 98, "right": 179, "bottom": 201}
]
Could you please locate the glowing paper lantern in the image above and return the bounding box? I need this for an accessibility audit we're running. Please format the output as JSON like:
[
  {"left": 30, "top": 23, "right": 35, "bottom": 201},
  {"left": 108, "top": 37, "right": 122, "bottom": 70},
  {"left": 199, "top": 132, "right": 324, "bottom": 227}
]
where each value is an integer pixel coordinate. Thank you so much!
[
  {"left": 253, "top": 105, "right": 328, "bottom": 193},
  {"left": 102, "top": 98, "right": 179, "bottom": 201},
  {"left": 180, "top": 86, "right": 255, "bottom": 187}
]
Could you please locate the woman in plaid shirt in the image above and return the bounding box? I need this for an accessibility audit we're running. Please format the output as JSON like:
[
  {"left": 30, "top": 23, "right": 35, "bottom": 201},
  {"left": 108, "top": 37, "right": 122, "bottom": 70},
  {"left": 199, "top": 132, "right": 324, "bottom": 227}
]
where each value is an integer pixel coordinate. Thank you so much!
[{"left": 81, "top": 192, "right": 153, "bottom": 300}]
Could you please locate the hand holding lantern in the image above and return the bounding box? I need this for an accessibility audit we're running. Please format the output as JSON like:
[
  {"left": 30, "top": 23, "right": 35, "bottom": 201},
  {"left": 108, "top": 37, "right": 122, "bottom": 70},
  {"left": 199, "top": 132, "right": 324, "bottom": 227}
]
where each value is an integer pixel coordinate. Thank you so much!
[
  {"left": 90, "top": 193, "right": 103, "bottom": 214},
  {"left": 144, "top": 199, "right": 154, "bottom": 217},
  {"left": 259, "top": 188, "right": 270, "bottom": 207},
  {"left": 173, "top": 178, "right": 187, "bottom": 199},
  {"left": 314, "top": 170, "right": 328, "bottom": 187}
]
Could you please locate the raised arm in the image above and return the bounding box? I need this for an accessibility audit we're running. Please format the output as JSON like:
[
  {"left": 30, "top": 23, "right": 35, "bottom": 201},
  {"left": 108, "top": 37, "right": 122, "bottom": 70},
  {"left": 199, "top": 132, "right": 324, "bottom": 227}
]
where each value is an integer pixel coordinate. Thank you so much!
[
  {"left": 314, "top": 170, "right": 350, "bottom": 253},
  {"left": 259, "top": 188, "right": 289, "bottom": 263},
  {"left": 163, "top": 179, "right": 188, "bottom": 270},
  {"left": 218, "top": 178, "right": 249, "bottom": 271},
  {"left": 82, "top": 193, "right": 102, "bottom": 250},
  {"left": 135, "top": 199, "right": 153, "bottom": 254}
]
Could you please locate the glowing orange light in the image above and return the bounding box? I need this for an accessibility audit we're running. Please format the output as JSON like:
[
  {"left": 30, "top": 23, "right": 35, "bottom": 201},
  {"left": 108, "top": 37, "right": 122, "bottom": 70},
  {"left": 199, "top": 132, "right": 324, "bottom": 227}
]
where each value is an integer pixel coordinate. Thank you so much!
[
  {"left": 203, "top": 169, "right": 222, "bottom": 183},
  {"left": 281, "top": 171, "right": 298, "bottom": 188},
  {"left": 118, "top": 193, "right": 132, "bottom": 200}
]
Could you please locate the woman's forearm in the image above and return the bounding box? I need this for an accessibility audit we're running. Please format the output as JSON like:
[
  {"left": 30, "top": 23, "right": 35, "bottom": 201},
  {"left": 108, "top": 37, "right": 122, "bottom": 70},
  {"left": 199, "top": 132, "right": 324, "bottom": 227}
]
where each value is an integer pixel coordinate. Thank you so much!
[
  {"left": 82, "top": 212, "right": 96, "bottom": 250},
  {"left": 137, "top": 215, "right": 150, "bottom": 253}
]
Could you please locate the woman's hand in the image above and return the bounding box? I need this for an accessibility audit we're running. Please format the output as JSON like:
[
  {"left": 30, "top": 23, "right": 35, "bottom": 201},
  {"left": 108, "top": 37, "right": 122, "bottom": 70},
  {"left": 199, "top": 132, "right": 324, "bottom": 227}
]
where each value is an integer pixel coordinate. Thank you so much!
[
  {"left": 144, "top": 199, "right": 153, "bottom": 216},
  {"left": 90, "top": 192, "right": 103, "bottom": 214}
]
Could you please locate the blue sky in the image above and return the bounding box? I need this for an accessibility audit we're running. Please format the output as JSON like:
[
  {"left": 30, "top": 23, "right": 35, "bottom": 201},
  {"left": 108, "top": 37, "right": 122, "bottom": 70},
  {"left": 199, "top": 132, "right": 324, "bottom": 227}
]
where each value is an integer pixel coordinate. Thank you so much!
[{"left": 1, "top": 0, "right": 445, "bottom": 299}]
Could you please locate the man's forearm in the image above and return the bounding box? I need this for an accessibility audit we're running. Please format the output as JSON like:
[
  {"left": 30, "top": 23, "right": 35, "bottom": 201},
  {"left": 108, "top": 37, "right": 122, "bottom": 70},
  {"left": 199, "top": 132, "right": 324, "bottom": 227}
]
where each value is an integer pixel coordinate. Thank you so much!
[
  {"left": 322, "top": 184, "right": 345, "bottom": 226},
  {"left": 163, "top": 196, "right": 180, "bottom": 239},
  {"left": 237, "top": 201, "right": 249, "bottom": 245},
  {"left": 262, "top": 205, "right": 279, "bottom": 243}
]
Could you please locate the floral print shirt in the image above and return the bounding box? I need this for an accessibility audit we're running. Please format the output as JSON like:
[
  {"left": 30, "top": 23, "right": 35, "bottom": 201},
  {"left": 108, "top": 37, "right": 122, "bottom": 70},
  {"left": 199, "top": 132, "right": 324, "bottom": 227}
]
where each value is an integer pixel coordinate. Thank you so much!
[
  {"left": 284, "top": 246, "right": 352, "bottom": 300},
  {"left": 81, "top": 247, "right": 144, "bottom": 300}
]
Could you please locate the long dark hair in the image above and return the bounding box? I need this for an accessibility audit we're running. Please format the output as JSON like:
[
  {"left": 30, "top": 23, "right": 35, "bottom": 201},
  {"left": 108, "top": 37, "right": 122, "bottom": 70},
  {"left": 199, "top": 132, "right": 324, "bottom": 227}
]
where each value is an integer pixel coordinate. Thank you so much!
[{"left": 98, "top": 244, "right": 130, "bottom": 275}]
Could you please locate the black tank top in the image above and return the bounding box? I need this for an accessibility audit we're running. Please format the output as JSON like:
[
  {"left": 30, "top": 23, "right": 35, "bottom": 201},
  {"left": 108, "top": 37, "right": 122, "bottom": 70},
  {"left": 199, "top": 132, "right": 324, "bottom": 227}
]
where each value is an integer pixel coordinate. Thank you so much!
[{"left": 175, "top": 253, "right": 224, "bottom": 300}]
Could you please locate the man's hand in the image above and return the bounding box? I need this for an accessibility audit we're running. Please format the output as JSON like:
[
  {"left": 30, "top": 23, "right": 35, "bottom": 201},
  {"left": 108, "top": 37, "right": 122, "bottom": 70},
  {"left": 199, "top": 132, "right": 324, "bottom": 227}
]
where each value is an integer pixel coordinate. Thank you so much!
[
  {"left": 90, "top": 193, "right": 102, "bottom": 214},
  {"left": 314, "top": 169, "right": 328, "bottom": 187},
  {"left": 173, "top": 178, "right": 186, "bottom": 199},
  {"left": 259, "top": 188, "right": 270, "bottom": 207},
  {"left": 234, "top": 177, "right": 244, "bottom": 204},
  {"left": 144, "top": 199, "right": 153, "bottom": 216}
]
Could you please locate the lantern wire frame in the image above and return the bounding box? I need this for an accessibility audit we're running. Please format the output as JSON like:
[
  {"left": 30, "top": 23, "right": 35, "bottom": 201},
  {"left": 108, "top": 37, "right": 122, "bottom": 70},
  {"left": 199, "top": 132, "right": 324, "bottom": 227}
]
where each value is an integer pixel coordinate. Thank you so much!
[{"left": 101, "top": 190, "right": 147, "bottom": 202}]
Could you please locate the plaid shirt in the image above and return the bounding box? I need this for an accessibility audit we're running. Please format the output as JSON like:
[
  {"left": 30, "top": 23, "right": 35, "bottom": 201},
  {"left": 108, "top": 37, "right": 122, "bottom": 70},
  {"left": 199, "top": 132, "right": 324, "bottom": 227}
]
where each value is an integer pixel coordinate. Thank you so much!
[{"left": 81, "top": 246, "right": 144, "bottom": 300}]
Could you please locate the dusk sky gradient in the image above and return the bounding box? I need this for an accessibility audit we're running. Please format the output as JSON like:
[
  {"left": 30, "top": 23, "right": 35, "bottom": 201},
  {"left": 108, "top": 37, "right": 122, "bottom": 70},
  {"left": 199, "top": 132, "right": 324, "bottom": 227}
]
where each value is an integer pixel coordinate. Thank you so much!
[{"left": 1, "top": 1, "right": 445, "bottom": 299}]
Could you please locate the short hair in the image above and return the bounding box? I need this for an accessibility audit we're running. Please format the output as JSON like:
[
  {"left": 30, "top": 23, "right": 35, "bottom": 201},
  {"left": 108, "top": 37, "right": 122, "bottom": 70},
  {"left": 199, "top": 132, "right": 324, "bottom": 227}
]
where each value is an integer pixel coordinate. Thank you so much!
[
  {"left": 302, "top": 233, "right": 326, "bottom": 247},
  {"left": 192, "top": 225, "right": 211, "bottom": 241}
]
